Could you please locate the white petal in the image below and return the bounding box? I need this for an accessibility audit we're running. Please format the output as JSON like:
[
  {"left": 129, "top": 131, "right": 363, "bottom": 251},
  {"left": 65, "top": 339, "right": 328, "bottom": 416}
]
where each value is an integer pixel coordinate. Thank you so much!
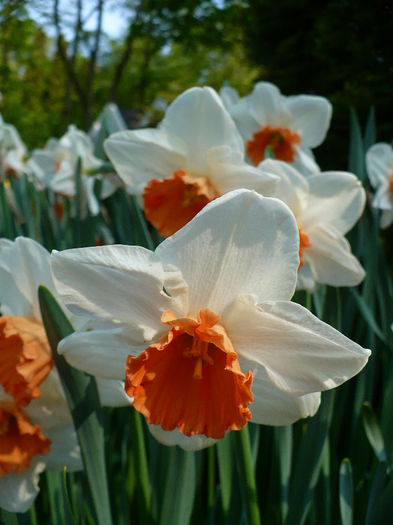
[
  {"left": 156, "top": 190, "right": 299, "bottom": 315},
  {"left": 380, "top": 209, "right": 393, "bottom": 229},
  {"left": 96, "top": 378, "right": 133, "bottom": 407},
  {"left": 161, "top": 87, "right": 244, "bottom": 173},
  {"left": 49, "top": 164, "right": 75, "bottom": 196},
  {"left": 148, "top": 424, "right": 217, "bottom": 451},
  {"left": 58, "top": 324, "right": 144, "bottom": 379},
  {"left": 259, "top": 159, "right": 309, "bottom": 216},
  {"left": 286, "top": 95, "right": 332, "bottom": 147},
  {"left": 0, "top": 236, "right": 53, "bottom": 319},
  {"left": 302, "top": 172, "right": 366, "bottom": 234},
  {"left": 292, "top": 146, "right": 321, "bottom": 176},
  {"left": 372, "top": 181, "right": 393, "bottom": 210},
  {"left": 104, "top": 129, "right": 187, "bottom": 192},
  {"left": 248, "top": 82, "right": 290, "bottom": 127},
  {"left": 225, "top": 295, "right": 370, "bottom": 396},
  {"left": 296, "top": 261, "right": 317, "bottom": 292},
  {"left": 52, "top": 245, "right": 173, "bottom": 339},
  {"left": 83, "top": 176, "right": 100, "bottom": 216},
  {"left": 305, "top": 225, "right": 365, "bottom": 287},
  {"left": 206, "top": 146, "right": 278, "bottom": 196},
  {"left": 248, "top": 368, "right": 321, "bottom": 425},
  {"left": 219, "top": 85, "right": 240, "bottom": 110},
  {"left": 229, "top": 99, "right": 260, "bottom": 140},
  {"left": 366, "top": 143, "right": 393, "bottom": 188},
  {"left": 0, "top": 459, "right": 46, "bottom": 513},
  {"left": 26, "top": 370, "right": 73, "bottom": 431},
  {"left": 45, "top": 426, "right": 82, "bottom": 472}
]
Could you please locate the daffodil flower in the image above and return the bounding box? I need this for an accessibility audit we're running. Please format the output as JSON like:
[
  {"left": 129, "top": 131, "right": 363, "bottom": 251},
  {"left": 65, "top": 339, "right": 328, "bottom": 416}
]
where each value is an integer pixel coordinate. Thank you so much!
[
  {"left": 28, "top": 126, "right": 117, "bottom": 216},
  {"left": 0, "top": 115, "right": 27, "bottom": 178},
  {"left": 366, "top": 142, "right": 393, "bottom": 228},
  {"left": 104, "top": 87, "right": 278, "bottom": 237},
  {"left": 260, "top": 159, "right": 365, "bottom": 291},
  {"left": 0, "top": 237, "right": 130, "bottom": 511},
  {"left": 229, "top": 82, "right": 332, "bottom": 175},
  {"left": 51, "top": 190, "right": 370, "bottom": 451}
]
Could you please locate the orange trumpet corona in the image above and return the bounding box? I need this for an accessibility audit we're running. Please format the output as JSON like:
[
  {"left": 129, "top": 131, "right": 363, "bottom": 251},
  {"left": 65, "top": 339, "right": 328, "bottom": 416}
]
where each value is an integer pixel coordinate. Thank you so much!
[
  {"left": 0, "top": 403, "right": 50, "bottom": 477},
  {"left": 125, "top": 308, "right": 253, "bottom": 439},
  {"left": 0, "top": 316, "right": 53, "bottom": 406},
  {"left": 143, "top": 170, "right": 218, "bottom": 237},
  {"left": 298, "top": 228, "right": 311, "bottom": 268},
  {"left": 246, "top": 125, "right": 301, "bottom": 166}
]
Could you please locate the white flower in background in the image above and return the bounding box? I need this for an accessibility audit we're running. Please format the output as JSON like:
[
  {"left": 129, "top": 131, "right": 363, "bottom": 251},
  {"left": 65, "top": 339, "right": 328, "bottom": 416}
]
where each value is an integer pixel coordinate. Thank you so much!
[
  {"left": 219, "top": 85, "right": 241, "bottom": 111},
  {"left": 27, "top": 126, "right": 117, "bottom": 216},
  {"left": 229, "top": 82, "right": 332, "bottom": 175},
  {"left": 0, "top": 237, "right": 131, "bottom": 512},
  {"left": 260, "top": 159, "right": 365, "bottom": 291},
  {"left": 104, "top": 87, "right": 278, "bottom": 237},
  {"left": 52, "top": 190, "right": 370, "bottom": 451},
  {"left": 366, "top": 142, "right": 393, "bottom": 228},
  {"left": 0, "top": 114, "right": 27, "bottom": 178}
]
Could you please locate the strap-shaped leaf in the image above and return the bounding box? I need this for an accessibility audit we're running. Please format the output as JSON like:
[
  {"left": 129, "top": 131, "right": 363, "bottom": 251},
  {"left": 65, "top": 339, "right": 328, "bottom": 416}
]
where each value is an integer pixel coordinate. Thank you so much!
[{"left": 38, "top": 285, "right": 113, "bottom": 525}]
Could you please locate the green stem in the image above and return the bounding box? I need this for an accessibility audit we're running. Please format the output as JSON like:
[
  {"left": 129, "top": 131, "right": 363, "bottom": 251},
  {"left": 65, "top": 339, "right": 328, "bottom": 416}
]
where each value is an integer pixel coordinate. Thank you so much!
[
  {"left": 207, "top": 446, "right": 215, "bottom": 509},
  {"left": 130, "top": 410, "right": 151, "bottom": 516},
  {"left": 234, "top": 426, "right": 261, "bottom": 525}
]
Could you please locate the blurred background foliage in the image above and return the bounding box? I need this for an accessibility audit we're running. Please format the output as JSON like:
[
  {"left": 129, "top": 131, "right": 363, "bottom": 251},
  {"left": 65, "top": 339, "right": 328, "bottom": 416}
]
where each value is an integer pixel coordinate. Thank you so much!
[{"left": 0, "top": 0, "right": 392, "bottom": 170}]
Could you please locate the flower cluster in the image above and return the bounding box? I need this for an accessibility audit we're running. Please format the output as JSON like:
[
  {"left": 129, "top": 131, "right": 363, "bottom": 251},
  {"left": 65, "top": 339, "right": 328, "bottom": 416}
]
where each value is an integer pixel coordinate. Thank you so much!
[{"left": 0, "top": 81, "right": 374, "bottom": 512}]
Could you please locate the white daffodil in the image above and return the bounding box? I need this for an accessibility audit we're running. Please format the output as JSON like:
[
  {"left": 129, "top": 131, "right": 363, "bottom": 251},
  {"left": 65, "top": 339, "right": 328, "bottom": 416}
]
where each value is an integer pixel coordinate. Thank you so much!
[
  {"left": 27, "top": 126, "right": 117, "bottom": 216},
  {"left": 260, "top": 159, "right": 365, "bottom": 291},
  {"left": 104, "top": 87, "right": 278, "bottom": 237},
  {"left": 0, "top": 237, "right": 130, "bottom": 512},
  {"left": 51, "top": 190, "right": 370, "bottom": 451},
  {"left": 219, "top": 85, "right": 241, "bottom": 111},
  {"left": 0, "top": 115, "right": 27, "bottom": 178},
  {"left": 229, "top": 82, "right": 332, "bottom": 175},
  {"left": 366, "top": 142, "right": 393, "bottom": 228}
]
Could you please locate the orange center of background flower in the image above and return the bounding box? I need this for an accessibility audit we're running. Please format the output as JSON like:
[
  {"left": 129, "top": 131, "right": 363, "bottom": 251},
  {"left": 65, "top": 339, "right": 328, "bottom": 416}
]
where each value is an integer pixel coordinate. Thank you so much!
[
  {"left": 0, "top": 316, "right": 53, "bottom": 406},
  {"left": 0, "top": 403, "right": 50, "bottom": 477},
  {"left": 389, "top": 173, "right": 393, "bottom": 193},
  {"left": 246, "top": 125, "right": 301, "bottom": 166},
  {"left": 143, "top": 170, "right": 219, "bottom": 237},
  {"left": 298, "top": 227, "right": 311, "bottom": 268},
  {"left": 125, "top": 308, "right": 253, "bottom": 439}
]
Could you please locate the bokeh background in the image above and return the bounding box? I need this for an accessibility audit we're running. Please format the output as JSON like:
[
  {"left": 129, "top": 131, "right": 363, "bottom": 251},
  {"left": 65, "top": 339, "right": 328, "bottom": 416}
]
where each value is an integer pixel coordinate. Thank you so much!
[{"left": 1, "top": 0, "right": 392, "bottom": 170}]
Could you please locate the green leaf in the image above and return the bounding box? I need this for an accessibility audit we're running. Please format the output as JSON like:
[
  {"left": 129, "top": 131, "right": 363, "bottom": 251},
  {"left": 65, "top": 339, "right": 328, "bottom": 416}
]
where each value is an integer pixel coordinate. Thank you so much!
[
  {"left": 363, "top": 107, "right": 376, "bottom": 152},
  {"left": 349, "top": 289, "right": 387, "bottom": 344},
  {"left": 0, "top": 509, "right": 19, "bottom": 525},
  {"left": 362, "top": 402, "right": 388, "bottom": 463},
  {"left": 234, "top": 426, "right": 261, "bottom": 525},
  {"left": 159, "top": 448, "right": 197, "bottom": 525},
  {"left": 217, "top": 434, "right": 233, "bottom": 518},
  {"left": 275, "top": 425, "right": 293, "bottom": 523},
  {"left": 285, "top": 390, "right": 335, "bottom": 525},
  {"left": 348, "top": 109, "right": 365, "bottom": 182},
  {"left": 339, "top": 458, "right": 353, "bottom": 525},
  {"left": 38, "top": 285, "right": 113, "bottom": 525}
]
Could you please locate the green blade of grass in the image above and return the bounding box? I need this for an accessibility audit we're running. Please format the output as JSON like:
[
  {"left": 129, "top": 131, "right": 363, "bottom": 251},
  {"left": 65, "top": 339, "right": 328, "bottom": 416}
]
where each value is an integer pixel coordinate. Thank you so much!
[
  {"left": 362, "top": 402, "right": 388, "bottom": 463},
  {"left": 339, "top": 458, "right": 353, "bottom": 525},
  {"left": 159, "top": 447, "right": 197, "bottom": 525}
]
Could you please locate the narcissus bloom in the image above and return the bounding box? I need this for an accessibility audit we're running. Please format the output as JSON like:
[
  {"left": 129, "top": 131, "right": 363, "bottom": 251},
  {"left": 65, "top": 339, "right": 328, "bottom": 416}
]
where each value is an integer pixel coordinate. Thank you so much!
[
  {"left": 27, "top": 126, "right": 117, "bottom": 216},
  {"left": 262, "top": 159, "right": 366, "bottom": 291},
  {"left": 52, "top": 190, "right": 370, "bottom": 450},
  {"left": 366, "top": 142, "right": 393, "bottom": 228},
  {"left": 0, "top": 237, "right": 130, "bottom": 511},
  {"left": 0, "top": 115, "right": 27, "bottom": 178},
  {"left": 229, "top": 82, "right": 332, "bottom": 175},
  {"left": 104, "top": 87, "right": 277, "bottom": 237}
]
